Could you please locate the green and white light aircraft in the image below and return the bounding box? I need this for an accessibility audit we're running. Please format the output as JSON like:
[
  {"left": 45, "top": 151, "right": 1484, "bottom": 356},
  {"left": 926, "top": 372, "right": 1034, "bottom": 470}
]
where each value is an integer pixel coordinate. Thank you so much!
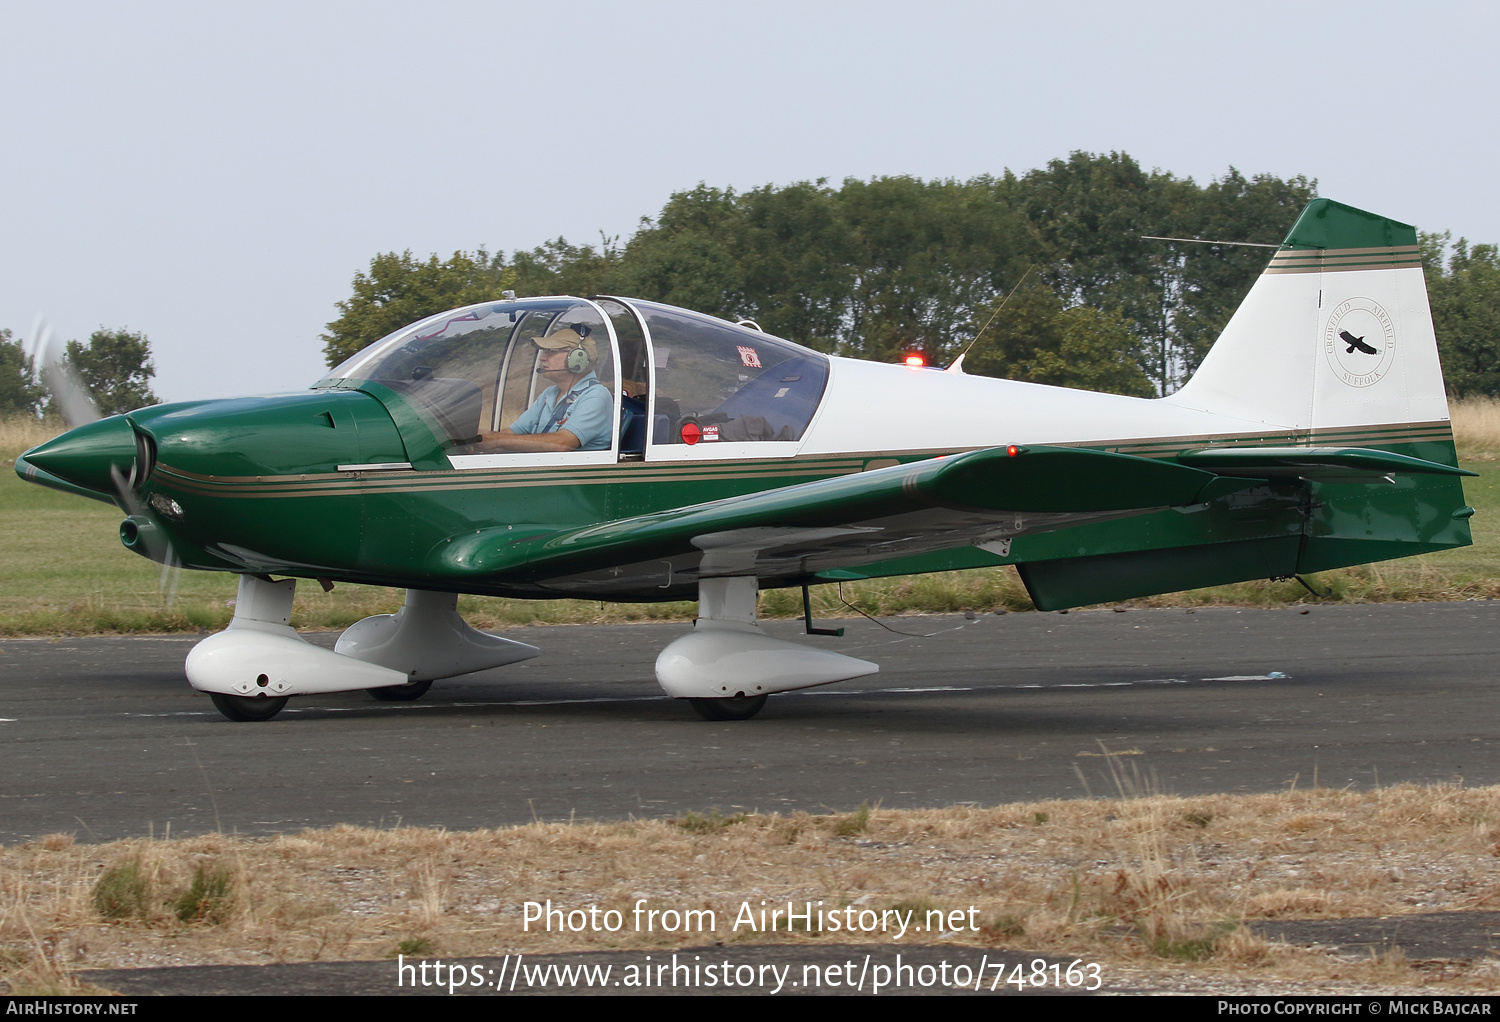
[{"left": 17, "top": 199, "right": 1475, "bottom": 722}]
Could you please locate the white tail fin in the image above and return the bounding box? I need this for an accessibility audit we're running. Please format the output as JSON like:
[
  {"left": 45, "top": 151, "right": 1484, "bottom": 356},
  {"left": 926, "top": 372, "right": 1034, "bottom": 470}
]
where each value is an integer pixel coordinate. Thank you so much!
[{"left": 1167, "top": 199, "right": 1449, "bottom": 434}]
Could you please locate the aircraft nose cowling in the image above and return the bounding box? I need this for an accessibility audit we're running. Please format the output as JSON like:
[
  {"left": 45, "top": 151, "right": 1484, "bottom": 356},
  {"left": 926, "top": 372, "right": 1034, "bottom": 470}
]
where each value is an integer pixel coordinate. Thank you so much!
[{"left": 21, "top": 415, "right": 139, "bottom": 496}]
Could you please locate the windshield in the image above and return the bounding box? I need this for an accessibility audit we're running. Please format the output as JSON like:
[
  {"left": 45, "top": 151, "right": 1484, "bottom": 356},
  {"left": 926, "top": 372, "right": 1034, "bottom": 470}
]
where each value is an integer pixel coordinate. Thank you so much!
[{"left": 319, "top": 298, "right": 615, "bottom": 447}]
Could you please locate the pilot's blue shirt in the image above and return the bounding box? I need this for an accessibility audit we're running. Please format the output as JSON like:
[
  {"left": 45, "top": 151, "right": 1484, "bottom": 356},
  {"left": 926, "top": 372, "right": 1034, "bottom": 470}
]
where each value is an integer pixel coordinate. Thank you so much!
[{"left": 509, "top": 373, "right": 612, "bottom": 451}]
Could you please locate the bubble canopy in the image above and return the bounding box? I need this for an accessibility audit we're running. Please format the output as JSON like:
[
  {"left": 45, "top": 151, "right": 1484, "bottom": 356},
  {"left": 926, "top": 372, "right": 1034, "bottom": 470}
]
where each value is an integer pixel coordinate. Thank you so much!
[{"left": 315, "top": 297, "right": 830, "bottom": 459}]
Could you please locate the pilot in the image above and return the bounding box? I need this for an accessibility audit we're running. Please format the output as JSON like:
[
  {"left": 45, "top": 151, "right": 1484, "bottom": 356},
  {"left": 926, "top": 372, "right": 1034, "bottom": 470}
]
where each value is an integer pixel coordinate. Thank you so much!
[{"left": 476, "top": 330, "right": 613, "bottom": 452}]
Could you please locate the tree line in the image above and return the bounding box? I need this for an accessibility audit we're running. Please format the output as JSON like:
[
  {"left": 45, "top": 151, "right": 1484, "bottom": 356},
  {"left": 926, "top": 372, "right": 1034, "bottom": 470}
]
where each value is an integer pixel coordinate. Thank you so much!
[
  {"left": 324, "top": 154, "right": 1306, "bottom": 397},
  {"left": 321, "top": 151, "right": 1500, "bottom": 401},
  {"left": 0, "top": 328, "right": 157, "bottom": 418},
  {"left": 1424, "top": 235, "right": 1500, "bottom": 396},
  {"left": 3, "top": 151, "right": 1497, "bottom": 418}
]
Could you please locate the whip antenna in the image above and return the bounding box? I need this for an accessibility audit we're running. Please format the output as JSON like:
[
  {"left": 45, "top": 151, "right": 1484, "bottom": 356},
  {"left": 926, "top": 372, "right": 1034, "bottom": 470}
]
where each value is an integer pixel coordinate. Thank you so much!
[
  {"left": 951, "top": 264, "right": 1036, "bottom": 370},
  {"left": 1140, "top": 235, "right": 1279, "bottom": 249}
]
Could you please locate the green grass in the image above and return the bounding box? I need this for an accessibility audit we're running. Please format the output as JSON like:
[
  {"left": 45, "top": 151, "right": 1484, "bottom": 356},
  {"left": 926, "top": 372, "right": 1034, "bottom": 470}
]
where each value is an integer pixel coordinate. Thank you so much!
[
  {"left": 5, "top": 431, "right": 1500, "bottom": 636},
  {"left": 832, "top": 801, "right": 873, "bottom": 837},
  {"left": 669, "top": 809, "right": 747, "bottom": 833},
  {"left": 173, "top": 862, "right": 237, "bottom": 925},
  {"left": 91, "top": 859, "right": 153, "bottom": 920}
]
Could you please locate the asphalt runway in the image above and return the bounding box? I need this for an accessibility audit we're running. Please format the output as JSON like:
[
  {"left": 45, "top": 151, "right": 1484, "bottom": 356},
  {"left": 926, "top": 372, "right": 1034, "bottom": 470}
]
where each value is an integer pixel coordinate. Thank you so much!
[{"left": 2, "top": 602, "right": 1497, "bottom": 843}]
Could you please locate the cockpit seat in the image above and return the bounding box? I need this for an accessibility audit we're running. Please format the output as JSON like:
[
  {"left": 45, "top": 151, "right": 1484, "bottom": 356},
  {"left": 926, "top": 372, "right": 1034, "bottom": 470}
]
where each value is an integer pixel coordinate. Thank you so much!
[
  {"left": 620, "top": 394, "right": 647, "bottom": 455},
  {"left": 706, "top": 355, "right": 827, "bottom": 441}
]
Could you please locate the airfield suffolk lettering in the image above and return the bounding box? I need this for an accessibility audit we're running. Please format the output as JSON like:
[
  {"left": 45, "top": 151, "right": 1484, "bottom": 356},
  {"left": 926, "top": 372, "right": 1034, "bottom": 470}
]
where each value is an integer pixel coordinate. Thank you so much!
[{"left": 1323, "top": 296, "right": 1397, "bottom": 388}]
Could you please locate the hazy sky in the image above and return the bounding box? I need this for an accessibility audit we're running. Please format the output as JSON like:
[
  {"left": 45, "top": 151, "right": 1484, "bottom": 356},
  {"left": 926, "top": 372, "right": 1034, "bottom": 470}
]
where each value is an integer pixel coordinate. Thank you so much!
[{"left": 3, "top": 1, "right": 1496, "bottom": 402}]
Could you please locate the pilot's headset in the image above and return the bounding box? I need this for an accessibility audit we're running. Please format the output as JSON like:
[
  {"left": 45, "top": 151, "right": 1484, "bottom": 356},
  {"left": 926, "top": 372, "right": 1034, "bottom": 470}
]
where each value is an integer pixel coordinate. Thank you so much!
[
  {"left": 537, "top": 324, "right": 595, "bottom": 373},
  {"left": 562, "top": 324, "right": 594, "bottom": 373}
]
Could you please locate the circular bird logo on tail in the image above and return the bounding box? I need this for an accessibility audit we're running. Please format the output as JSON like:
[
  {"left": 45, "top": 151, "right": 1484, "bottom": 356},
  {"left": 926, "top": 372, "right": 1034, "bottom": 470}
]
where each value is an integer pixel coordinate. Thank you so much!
[{"left": 1323, "top": 298, "right": 1395, "bottom": 387}]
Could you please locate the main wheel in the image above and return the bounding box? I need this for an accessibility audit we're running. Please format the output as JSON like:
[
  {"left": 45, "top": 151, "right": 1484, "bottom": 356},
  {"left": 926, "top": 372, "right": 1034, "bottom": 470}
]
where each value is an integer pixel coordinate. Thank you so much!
[
  {"left": 367, "top": 680, "right": 433, "bottom": 702},
  {"left": 688, "top": 694, "right": 768, "bottom": 721},
  {"left": 210, "top": 692, "right": 289, "bottom": 722}
]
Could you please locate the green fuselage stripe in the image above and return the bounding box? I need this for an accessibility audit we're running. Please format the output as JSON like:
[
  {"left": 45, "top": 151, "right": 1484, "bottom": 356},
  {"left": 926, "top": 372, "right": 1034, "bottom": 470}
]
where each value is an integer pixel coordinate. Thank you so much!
[{"left": 150, "top": 421, "right": 1455, "bottom": 499}]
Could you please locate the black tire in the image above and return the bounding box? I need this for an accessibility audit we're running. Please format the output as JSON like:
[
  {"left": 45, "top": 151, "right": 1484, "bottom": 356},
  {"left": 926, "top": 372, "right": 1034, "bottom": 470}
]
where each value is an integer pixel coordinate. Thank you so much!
[
  {"left": 367, "top": 679, "right": 433, "bottom": 702},
  {"left": 688, "top": 694, "right": 768, "bottom": 721},
  {"left": 210, "top": 692, "right": 289, "bottom": 722}
]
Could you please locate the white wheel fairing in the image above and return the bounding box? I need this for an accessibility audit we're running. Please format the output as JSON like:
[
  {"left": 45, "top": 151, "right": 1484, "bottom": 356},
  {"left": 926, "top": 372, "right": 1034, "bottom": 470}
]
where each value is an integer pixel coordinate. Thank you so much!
[
  {"left": 187, "top": 576, "right": 537, "bottom": 699},
  {"left": 336, "top": 589, "right": 539, "bottom": 682},
  {"left": 655, "top": 620, "right": 878, "bottom": 698},
  {"left": 187, "top": 626, "right": 408, "bottom": 696}
]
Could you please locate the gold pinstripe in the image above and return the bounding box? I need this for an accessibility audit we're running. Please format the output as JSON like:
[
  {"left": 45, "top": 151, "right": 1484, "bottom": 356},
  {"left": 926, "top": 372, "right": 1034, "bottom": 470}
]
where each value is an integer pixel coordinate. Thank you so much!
[{"left": 1263, "top": 245, "right": 1423, "bottom": 274}]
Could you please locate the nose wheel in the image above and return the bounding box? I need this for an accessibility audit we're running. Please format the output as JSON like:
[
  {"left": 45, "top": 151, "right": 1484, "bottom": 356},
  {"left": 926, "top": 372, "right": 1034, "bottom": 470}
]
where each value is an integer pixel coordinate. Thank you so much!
[
  {"left": 209, "top": 692, "right": 289, "bottom": 722},
  {"left": 688, "top": 694, "right": 768, "bottom": 721}
]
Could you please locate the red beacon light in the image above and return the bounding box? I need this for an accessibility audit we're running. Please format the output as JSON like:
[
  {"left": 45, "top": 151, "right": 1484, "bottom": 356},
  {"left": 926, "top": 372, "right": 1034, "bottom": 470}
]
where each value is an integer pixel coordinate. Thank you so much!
[
  {"left": 1006, "top": 444, "right": 1021, "bottom": 457},
  {"left": 902, "top": 353, "right": 925, "bottom": 368}
]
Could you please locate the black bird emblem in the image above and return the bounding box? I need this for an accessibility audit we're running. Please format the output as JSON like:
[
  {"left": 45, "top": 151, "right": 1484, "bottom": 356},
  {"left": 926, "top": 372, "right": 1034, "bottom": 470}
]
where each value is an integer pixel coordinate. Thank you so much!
[{"left": 1340, "top": 329, "right": 1378, "bottom": 355}]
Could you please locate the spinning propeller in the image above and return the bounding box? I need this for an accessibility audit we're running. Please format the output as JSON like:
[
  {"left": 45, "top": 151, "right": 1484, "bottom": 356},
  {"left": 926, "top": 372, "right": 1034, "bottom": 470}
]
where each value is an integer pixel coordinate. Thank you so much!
[
  {"left": 32, "top": 317, "right": 97, "bottom": 429},
  {"left": 29, "top": 317, "right": 182, "bottom": 607}
]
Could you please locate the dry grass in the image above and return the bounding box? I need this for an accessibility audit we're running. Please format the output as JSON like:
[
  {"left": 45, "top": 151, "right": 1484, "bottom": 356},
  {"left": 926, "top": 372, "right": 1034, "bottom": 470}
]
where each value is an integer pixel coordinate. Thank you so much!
[
  {"left": 1452, "top": 396, "right": 1500, "bottom": 458},
  {"left": 4, "top": 781, "right": 1499, "bottom": 993},
  {"left": 0, "top": 415, "right": 64, "bottom": 458}
]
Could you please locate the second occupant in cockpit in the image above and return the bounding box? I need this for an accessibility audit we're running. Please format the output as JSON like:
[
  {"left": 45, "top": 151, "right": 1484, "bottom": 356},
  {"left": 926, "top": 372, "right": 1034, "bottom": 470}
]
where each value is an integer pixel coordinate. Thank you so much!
[{"left": 476, "top": 330, "right": 613, "bottom": 452}]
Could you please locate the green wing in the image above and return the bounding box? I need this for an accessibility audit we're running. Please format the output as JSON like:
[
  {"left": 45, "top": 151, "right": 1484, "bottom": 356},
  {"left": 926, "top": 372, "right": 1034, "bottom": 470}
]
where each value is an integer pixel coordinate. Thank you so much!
[
  {"left": 430, "top": 446, "right": 1237, "bottom": 596},
  {"left": 425, "top": 442, "right": 1469, "bottom": 601}
]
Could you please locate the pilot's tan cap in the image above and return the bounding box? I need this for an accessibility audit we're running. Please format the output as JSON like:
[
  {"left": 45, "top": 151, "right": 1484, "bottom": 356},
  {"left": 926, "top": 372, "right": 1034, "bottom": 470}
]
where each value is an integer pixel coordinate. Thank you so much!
[{"left": 534, "top": 331, "right": 597, "bottom": 362}]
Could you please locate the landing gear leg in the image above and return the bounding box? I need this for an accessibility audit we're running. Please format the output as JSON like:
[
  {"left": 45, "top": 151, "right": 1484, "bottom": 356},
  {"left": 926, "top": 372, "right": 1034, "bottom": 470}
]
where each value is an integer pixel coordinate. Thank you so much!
[
  {"left": 655, "top": 576, "right": 877, "bottom": 720},
  {"left": 337, "top": 589, "right": 539, "bottom": 688}
]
